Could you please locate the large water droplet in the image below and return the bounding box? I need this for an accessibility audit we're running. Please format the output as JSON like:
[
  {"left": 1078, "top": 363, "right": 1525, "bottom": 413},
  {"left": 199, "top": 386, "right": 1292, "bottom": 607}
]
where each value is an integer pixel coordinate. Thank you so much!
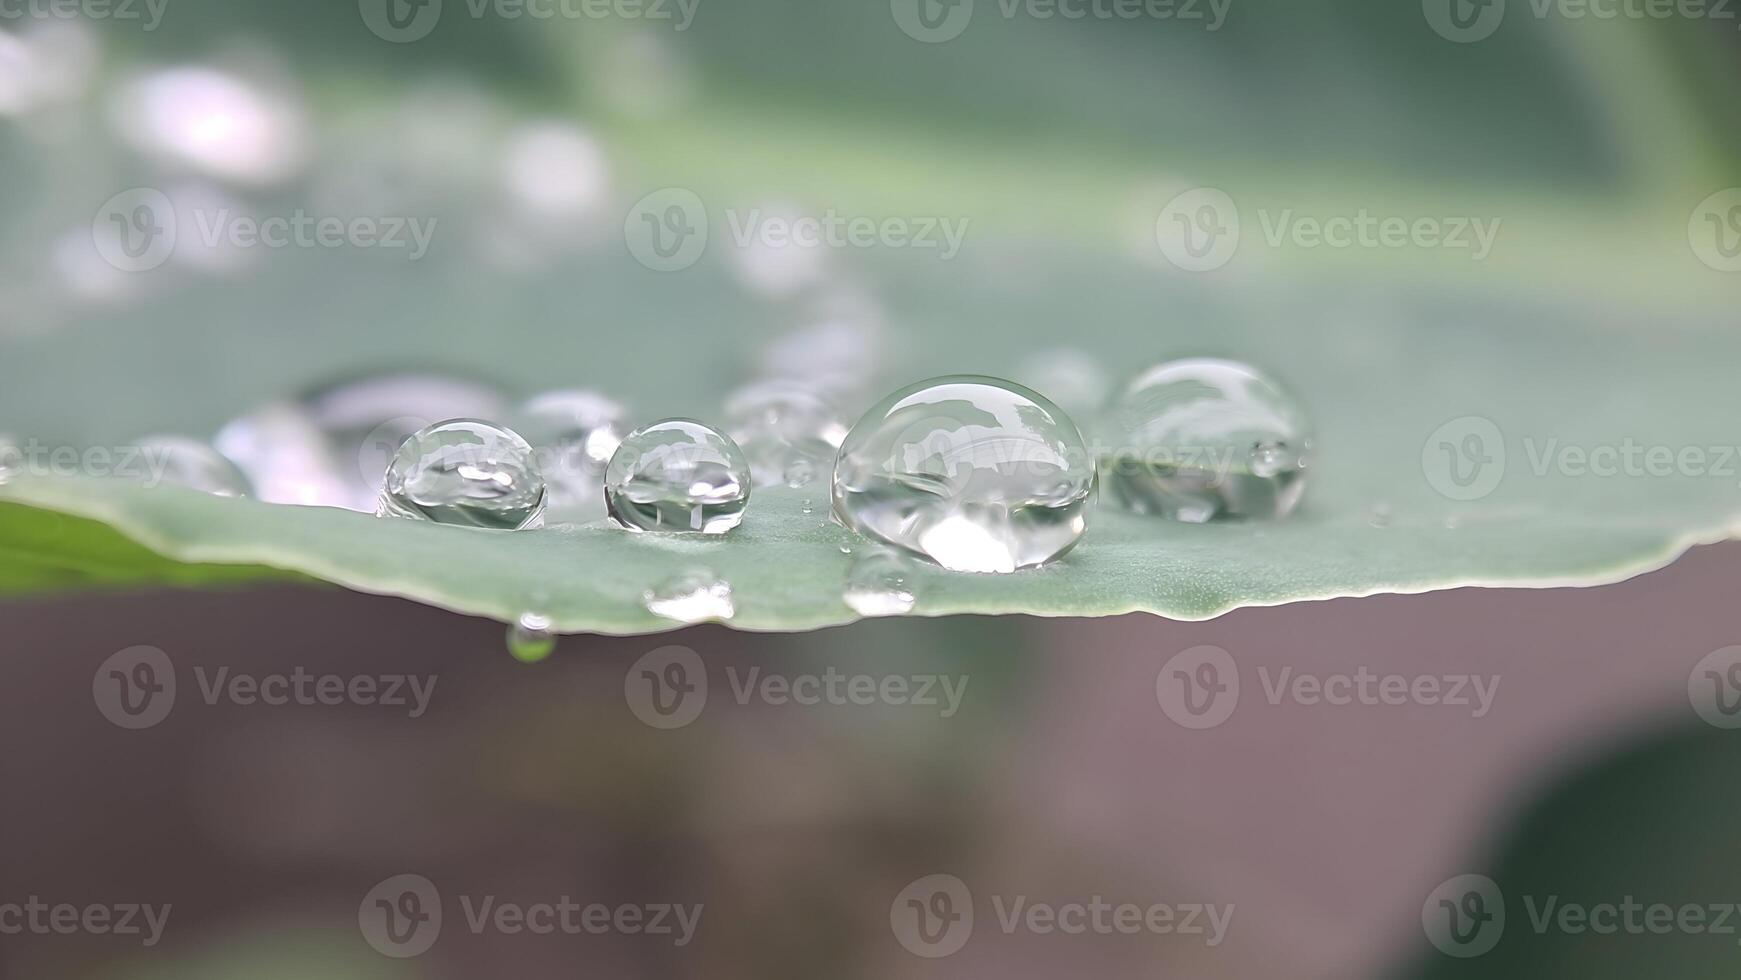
[
  {"left": 1103, "top": 358, "right": 1310, "bottom": 522},
  {"left": 376, "top": 419, "right": 546, "bottom": 530},
  {"left": 644, "top": 568, "right": 735, "bottom": 623},
  {"left": 134, "top": 435, "right": 252, "bottom": 497},
  {"left": 506, "top": 611, "right": 556, "bottom": 663},
  {"left": 831, "top": 376, "right": 1094, "bottom": 573},
  {"left": 605, "top": 420, "right": 750, "bottom": 534},
  {"left": 843, "top": 548, "right": 917, "bottom": 617},
  {"left": 725, "top": 380, "right": 847, "bottom": 489}
]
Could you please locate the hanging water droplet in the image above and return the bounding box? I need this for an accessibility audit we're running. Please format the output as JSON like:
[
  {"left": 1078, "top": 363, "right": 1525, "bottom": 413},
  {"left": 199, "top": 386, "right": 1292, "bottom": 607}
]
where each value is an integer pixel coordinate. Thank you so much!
[
  {"left": 302, "top": 373, "right": 506, "bottom": 512},
  {"left": 725, "top": 380, "right": 847, "bottom": 489},
  {"left": 831, "top": 376, "right": 1095, "bottom": 573},
  {"left": 506, "top": 611, "right": 556, "bottom": 663},
  {"left": 644, "top": 567, "right": 734, "bottom": 623},
  {"left": 605, "top": 420, "right": 750, "bottom": 534},
  {"left": 376, "top": 419, "right": 546, "bottom": 530},
  {"left": 132, "top": 435, "right": 252, "bottom": 497},
  {"left": 1367, "top": 502, "right": 1393, "bottom": 528},
  {"left": 844, "top": 548, "right": 917, "bottom": 617},
  {"left": 213, "top": 402, "right": 351, "bottom": 507},
  {"left": 1103, "top": 358, "right": 1311, "bottom": 523}
]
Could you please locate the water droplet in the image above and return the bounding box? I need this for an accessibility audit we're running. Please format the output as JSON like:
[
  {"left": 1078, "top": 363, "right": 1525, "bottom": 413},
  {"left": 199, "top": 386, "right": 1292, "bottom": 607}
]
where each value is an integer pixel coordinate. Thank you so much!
[
  {"left": 644, "top": 568, "right": 734, "bottom": 623},
  {"left": 605, "top": 420, "right": 750, "bottom": 534},
  {"left": 302, "top": 373, "right": 506, "bottom": 512},
  {"left": 506, "top": 611, "right": 556, "bottom": 663},
  {"left": 1442, "top": 515, "right": 1461, "bottom": 530},
  {"left": 376, "top": 420, "right": 546, "bottom": 530},
  {"left": 213, "top": 402, "right": 351, "bottom": 507},
  {"left": 844, "top": 548, "right": 917, "bottom": 617},
  {"left": 831, "top": 376, "right": 1094, "bottom": 573},
  {"left": 133, "top": 435, "right": 252, "bottom": 497},
  {"left": 838, "top": 544, "right": 853, "bottom": 555},
  {"left": 800, "top": 499, "right": 814, "bottom": 515},
  {"left": 725, "top": 380, "right": 847, "bottom": 489},
  {"left": 1103, "top": 358, "right": 1311, "bottom": 522},
  {"left": 1368, "top": 502, "right": 1393, "bottom": 528}
]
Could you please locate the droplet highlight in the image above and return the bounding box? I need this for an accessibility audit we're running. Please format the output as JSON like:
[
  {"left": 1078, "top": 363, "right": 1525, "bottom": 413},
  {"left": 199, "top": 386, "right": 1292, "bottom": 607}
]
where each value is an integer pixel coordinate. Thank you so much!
[{"left": 506, "top": 611, "right": 556, "bottom": 663}]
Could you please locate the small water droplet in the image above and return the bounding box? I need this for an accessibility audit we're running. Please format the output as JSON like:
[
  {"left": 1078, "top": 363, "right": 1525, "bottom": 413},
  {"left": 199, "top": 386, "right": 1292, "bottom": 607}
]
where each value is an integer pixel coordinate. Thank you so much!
[
  {"left": 605, "top": 420, "right": 750, "bottom": 534},
  {"left": 844, "top": 548, "right": 917, "bottom": 617},
  {"left": 800, "top": 499, "right": 814, "bottom": 515},
  {"left": 133, "top": 435, "right": 252, "bottom": 497},
  {"left": 506, "top": 611, "right": 556, "bottom": 663},
  {"left": 644, "top": 568, "right": 734, "bottom": 623},
  {"left": 1103, "top": 358, "right": 1311, "bottom": 522},
  {"left": 376, "top": 419, "right": 546, "bottom": 530},
  {"left": 838, "top": 544, "right": 853, "bottom": 555},
  {"left": 831, "top": 376, "right": 1094, "bottom": 573},
  {"left": 1368, "top": 502, "right": 1393, "bottom": 528},
  {"left": 1442, "top": 515, "right": 1461, "bottom": 530},
  {"left": 724, "top": 380, "right": 847, "bottom": 489}
]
